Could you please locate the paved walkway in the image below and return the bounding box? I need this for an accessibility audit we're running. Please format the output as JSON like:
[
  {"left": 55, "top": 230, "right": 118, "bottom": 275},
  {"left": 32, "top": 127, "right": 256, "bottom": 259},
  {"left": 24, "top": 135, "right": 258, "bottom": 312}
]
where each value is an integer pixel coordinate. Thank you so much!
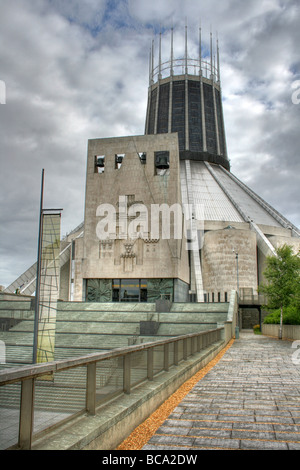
[{"left": 143, "top": 331, "right": 300, "bottom": 451}]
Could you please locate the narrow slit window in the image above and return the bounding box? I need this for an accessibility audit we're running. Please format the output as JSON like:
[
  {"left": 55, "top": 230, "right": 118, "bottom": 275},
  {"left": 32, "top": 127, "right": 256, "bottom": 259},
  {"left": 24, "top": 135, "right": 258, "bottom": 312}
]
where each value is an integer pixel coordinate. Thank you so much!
[
  {"left": 139, "top": 152, "right": 147, "bottom": 164},
  {"left": 95, "top": 155, "right": 105, "bottom": 174},
  {"left": 115, "top": 154, "right": 125, "bottom": 169}
]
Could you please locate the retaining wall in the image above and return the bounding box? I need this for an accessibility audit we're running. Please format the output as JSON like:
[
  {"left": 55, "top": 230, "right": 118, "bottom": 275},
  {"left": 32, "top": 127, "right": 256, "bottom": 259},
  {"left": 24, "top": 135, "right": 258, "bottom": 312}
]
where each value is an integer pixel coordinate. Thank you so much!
[{"left": 262, "top": 324, "right": 300, "bottom": 341}]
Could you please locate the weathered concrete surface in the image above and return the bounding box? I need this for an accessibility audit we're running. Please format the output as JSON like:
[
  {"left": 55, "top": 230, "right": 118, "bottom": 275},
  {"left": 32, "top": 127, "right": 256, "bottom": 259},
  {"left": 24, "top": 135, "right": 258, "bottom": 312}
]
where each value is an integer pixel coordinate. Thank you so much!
[
  {"left": 262, "top": 324, "right": 300, "bottom": 341},
  {"left": 143, "top": 331, "right": 300, "bottom": 450}
]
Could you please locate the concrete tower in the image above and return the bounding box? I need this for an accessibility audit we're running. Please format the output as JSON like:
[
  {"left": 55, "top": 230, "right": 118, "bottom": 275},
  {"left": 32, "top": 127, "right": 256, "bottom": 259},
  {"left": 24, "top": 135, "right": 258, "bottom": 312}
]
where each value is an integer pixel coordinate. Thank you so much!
[{"left": 145, "top": 26, "right": 229, "bottom": 171}]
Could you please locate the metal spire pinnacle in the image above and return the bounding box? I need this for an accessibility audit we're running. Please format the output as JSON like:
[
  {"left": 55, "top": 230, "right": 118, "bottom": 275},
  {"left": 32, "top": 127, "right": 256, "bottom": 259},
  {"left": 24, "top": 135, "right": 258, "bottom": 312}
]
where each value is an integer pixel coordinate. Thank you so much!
[
  {"left": 217, "top": 35, "right": 221, "bottom": 83},
  {"left": 185, "top": 21, "right": 188, "bottom": 75},
  {"left": 199, "top": 23, "right": 202, "bottom": 76},
  {"left": 159, "top": 29, "right": 162, "bottom": 80},
  {"left": 170, "top": 26, "right": 174, "bottom": 76},
  {"left": 210, "top": 28, "right": 213, "bottom": 80}
]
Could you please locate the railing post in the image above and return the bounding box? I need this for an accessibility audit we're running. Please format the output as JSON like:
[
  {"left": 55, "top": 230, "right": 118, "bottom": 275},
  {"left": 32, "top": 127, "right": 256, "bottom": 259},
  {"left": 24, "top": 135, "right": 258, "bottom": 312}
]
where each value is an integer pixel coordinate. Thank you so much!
[
  {"left": 191, "top": 336, "right": 196, "bottom": 356},
  {"left": 183, "top": 338, "right": 187, "bottom": 360},
  {"left": 86, "top": 362, "right": 97, "bottom": 415},
  {"left": 19, "top": 378, "right": 35, "bottom": 450},
  {"left": 164, "top": 344, "right": 169, "bottom": 371},
  {"left": 147, "top": 348, "right": 154, "bottom": 381},
  {"left": 197, "top": 334, "right": 202, "bottom": 352},
  {"left": 123, "top": 353, "right": 131, "bottom": 394},
  {"left": 174, "top": 341, "right": 179, "bottom": 366}
]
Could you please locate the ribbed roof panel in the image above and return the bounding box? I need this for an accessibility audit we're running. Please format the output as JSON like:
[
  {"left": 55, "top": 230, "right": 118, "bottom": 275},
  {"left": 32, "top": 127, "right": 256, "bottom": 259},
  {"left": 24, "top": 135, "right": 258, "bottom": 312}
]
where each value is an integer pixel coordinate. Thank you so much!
[{"left": 180, "top": 161, "right": 283, "bottom": 228}]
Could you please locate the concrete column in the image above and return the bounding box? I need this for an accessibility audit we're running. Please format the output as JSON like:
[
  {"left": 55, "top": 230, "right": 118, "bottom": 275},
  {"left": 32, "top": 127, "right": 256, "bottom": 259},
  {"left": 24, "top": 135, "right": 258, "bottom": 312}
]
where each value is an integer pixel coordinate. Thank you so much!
[
  {"left": 168, "top": 79, "right": 173, "bottom": 134},
  {"left": 212, "top": 84, "right": 221, "bottom": 155},
  {"left": 154, "top": 83, "right": 160, "bottom": 135},
  {"left": 185, "top": 78, "right": 189, "bottom": 150}
]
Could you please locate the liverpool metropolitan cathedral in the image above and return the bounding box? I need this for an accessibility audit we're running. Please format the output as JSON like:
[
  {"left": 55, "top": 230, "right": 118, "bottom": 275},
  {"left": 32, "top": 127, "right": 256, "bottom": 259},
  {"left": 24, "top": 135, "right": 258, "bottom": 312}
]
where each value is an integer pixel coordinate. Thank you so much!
[{"left": 5, "top": 27, "right": 300, "bottom": 309}]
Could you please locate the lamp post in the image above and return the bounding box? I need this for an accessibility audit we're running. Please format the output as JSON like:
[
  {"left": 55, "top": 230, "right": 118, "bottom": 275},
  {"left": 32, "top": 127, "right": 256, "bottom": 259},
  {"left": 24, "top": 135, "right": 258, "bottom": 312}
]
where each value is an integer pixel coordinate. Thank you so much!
[
  {"left": 233, "top": 249, "right": 240, "bottom": 337},
  {"left": 233, "top": 249, "right": 239, "bottom": 299}
]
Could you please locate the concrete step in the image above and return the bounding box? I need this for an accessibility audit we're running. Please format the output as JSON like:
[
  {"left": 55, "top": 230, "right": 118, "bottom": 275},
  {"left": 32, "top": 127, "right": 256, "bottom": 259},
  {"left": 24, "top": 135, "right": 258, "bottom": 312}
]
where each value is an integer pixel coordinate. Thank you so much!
[
  {"left": 56, "top": 311, "right": 151, "bottom": 322},
  {"left": 0, "top": 310, "right": 34, "bottom": 320},
  {"left": 57, "top": 302, "right": 156, "bottom": 312},
  {"left": 0, "top": 331, "right": 34, "bottom": 345},
  {"left": 157, "top": 323, "right": 218, "bottom": 335},
  {"left": 0, "top": 300, "right": 33, "bottom": 310},
  {"left": 171, "top": 302, "right": 229, "bottom": 313},
  {"left": 158, "top": 312, "right": 227, "bottom": 323},
  {"left": 10, "top": 320, "right": 141, "bottom": 335}
]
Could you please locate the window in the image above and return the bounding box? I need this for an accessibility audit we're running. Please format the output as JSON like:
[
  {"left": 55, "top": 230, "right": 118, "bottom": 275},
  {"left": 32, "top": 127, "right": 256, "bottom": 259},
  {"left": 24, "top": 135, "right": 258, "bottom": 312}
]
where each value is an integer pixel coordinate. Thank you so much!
[
  {"left": 95, "top": 155, "right": 105, "bottom": 174},
  {"left": 154, "top": 151, "right": 170, "bottom": 175},
  {"left": 139, "top": 152, "right": 147, "bottom": 164},
  {"left": 120, "top": 279, "right": 140, "bottom": 302},
  {"left": 115, "top": 154, "right": 125, "bottom": 169}
]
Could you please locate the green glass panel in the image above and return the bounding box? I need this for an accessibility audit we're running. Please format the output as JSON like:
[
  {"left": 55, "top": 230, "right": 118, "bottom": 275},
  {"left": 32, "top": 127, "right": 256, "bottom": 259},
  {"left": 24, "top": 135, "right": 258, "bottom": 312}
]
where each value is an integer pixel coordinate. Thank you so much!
[
  {"left": 147, "top": 279, "right": 173, "bottom": 302},
  {"left": 87, "top": 279, "right": 112, "bottom": 302}
]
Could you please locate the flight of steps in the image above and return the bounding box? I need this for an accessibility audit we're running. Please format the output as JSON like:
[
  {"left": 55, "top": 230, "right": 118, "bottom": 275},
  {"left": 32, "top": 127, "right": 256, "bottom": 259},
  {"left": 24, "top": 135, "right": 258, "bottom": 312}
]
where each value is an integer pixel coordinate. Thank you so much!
[
  {"left": 0, "top": 298, "right": 229, "bottom": 413},
  {"left": 0, "top": 299, "right": 229, "bottom": 366}
]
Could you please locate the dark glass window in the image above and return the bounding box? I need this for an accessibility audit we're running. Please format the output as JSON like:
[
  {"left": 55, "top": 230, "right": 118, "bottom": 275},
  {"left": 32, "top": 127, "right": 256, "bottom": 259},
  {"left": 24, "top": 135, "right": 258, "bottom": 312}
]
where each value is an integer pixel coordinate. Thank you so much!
[
  {"left": 120, "top": 280, "right": 140, "bottom": 302},
  {"left": 215, "top": 89, "right": 226, "bottom": 156},
  {"left": 157, "top": 83, "right": 170, "bottom": 134},
  {"left": 172, "top": 81, "right": 186, "bottom": 150},
  {"left": 188, "top": 81, "right": 202, "bottom": 152},
  {"left": 203, "top": 83, "right": 217, "bottom": 155}
]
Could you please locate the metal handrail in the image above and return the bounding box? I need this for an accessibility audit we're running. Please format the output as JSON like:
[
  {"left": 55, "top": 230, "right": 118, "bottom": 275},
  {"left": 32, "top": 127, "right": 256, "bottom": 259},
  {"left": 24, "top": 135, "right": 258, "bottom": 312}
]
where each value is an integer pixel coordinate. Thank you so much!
[{"left": 0, "top": 327, "right": 223, "bottom": 450}]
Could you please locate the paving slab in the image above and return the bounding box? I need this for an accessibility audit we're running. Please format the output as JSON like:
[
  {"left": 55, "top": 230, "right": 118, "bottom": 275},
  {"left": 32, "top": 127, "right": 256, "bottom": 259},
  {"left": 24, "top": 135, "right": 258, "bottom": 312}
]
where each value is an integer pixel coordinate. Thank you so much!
[{"left": 143, "top": 331, "right": 300, "bottom": 451}]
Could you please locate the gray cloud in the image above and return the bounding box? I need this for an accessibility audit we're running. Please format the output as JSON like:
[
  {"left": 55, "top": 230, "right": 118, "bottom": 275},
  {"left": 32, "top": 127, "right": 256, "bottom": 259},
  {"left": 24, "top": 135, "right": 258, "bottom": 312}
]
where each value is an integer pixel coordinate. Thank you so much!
[{"left": 0, "top": 0, "right": 299, "bottom": 287}]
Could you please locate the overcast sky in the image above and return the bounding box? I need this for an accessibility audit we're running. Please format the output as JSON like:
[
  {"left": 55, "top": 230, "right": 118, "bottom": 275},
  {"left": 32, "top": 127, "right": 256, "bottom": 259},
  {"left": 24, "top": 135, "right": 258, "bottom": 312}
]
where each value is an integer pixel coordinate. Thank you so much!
[{"left": 0, "top": 0, "right": 299, "bottom": 288}]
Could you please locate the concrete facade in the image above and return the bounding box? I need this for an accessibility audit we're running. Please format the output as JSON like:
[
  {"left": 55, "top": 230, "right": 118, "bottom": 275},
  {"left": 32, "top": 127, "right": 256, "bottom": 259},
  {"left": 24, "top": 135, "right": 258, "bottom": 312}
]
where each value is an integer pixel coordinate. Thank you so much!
[{"left": 72, "top": 134, "right": 190, "bottom": 302}]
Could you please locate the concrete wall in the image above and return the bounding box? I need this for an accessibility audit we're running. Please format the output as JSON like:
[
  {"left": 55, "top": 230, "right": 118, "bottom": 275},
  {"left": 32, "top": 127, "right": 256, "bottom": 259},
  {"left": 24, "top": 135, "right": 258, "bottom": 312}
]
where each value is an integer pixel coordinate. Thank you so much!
[
  {"left": 202, "top": 228, "right": 258, "bottom": 301},
  {"left": 262, "top": 324, "right": 300, "bottom": 341},
  {"left": 73, "top": 134, "right": 190, "bottom": 301}
]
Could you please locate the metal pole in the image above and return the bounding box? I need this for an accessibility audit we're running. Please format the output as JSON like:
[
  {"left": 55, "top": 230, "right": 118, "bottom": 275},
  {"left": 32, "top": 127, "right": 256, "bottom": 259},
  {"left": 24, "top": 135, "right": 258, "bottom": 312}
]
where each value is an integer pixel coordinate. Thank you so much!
[
  {"left": 236, "top": 252, "right": 239, "bottom": 298},
  {"left": 33, "top": 169, "right": 44, "bottom": 364}
]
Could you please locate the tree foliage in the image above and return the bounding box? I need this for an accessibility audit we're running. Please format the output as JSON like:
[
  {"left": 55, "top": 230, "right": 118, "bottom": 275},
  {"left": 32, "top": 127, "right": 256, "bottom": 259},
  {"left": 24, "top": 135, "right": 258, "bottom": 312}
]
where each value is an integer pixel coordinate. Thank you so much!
[{"left": 259, "top": 244, "right": 300, "bottom": 334}]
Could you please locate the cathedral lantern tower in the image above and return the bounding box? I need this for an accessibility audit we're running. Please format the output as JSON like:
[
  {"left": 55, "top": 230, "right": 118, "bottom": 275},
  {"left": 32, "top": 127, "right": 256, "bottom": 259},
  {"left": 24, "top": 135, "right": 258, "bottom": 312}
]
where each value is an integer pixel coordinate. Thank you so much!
[{"left": 145, "top": 26, "right": 230, "bottom": 171}]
